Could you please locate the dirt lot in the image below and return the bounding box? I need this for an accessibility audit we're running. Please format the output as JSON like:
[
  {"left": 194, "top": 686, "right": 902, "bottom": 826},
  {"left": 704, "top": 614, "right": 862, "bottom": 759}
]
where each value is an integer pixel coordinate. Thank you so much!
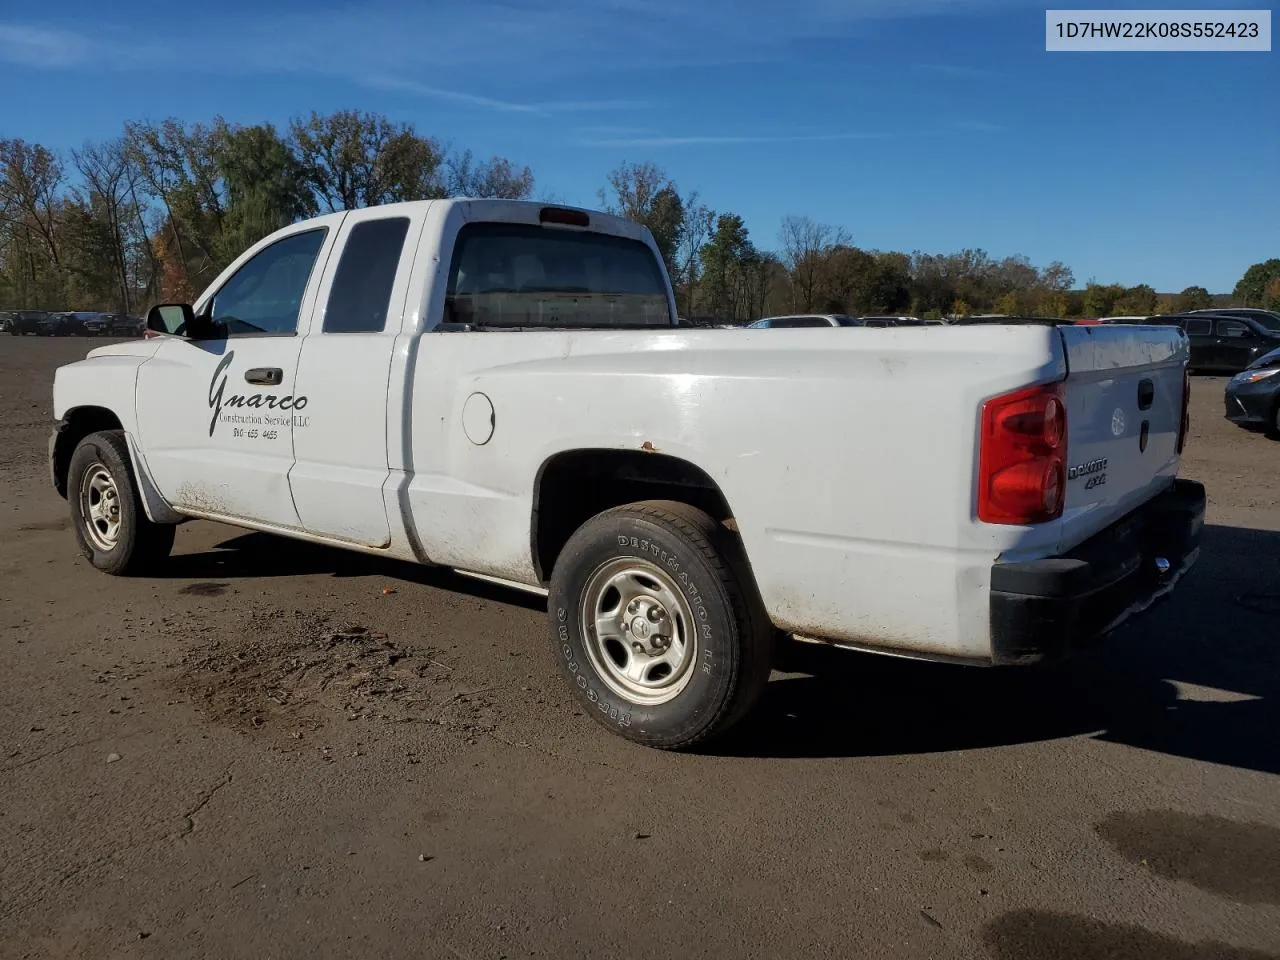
[{"left": 2, "top": 336, "right": 1278, "bottom": 960}]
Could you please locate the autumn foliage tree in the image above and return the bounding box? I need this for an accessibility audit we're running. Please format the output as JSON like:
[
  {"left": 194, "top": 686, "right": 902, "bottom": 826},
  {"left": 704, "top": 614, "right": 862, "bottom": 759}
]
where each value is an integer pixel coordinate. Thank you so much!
[{"left": 1, "top": 111, "right": 535, "bottom": 314}]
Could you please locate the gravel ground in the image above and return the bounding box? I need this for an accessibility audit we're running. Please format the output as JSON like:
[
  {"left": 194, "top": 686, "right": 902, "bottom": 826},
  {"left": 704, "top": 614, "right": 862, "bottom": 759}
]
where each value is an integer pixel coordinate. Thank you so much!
[{"left": 1, "top": 336, "right": 1278, "bottom": 960}]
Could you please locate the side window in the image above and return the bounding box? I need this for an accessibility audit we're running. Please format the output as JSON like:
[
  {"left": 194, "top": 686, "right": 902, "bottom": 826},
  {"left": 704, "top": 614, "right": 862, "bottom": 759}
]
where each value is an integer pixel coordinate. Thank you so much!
[
  {"left": 208, "top": 229, "right": 327, "bottom": 337},
  {"left": 323, "top": 218, "right": 411, "bottom": 333},
  {"left": 1217, "top": 319, "right": 1249, "bottom": 339},
  {"left": 1183, "top": 318, "right": 1213, "bottom": 337}
]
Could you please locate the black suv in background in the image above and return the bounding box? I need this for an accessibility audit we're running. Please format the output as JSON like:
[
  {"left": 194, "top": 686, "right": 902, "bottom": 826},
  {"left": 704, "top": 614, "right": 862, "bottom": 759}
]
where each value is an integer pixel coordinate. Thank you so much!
[
  {"left": 8, "top": 310, "right": 52, "bottom": 335},
  {"left": 1147, "top": 312, "right": 1280, "bottom": 374},
  {"left": 1186, "top": 307, "right": 1280, "bottom": 332}
]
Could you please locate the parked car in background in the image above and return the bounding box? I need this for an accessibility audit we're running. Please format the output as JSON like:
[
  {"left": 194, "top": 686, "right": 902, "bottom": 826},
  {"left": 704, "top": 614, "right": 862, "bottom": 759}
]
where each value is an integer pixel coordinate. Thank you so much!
[
  {"left": 1187, "top": 307, "right": 1280, "bottom": 332},
  {"left": 1224, "top": 345, "right": 1280, "bottom": 437},
  {"left": 1149, "top": 313, "right": 1280, "bottom": 374},
  {"left": 1098, "top": 316, "right": 1150, "bottom": 324},
  {"left": 10, "top": 310, "right": 52, "bottom": 335},
  {"left": 104, "top": 314, "right": 144, "bottom": 337},
  {"left": 859, "top": 315, "right": 927, "bottom": 327},
  {"left": 0, "top": 311, "right": 13, "bottom": 333},
  {"left": 46, "top": 312, "right": 89, "bottom": 336},
  {"left": 747, "top": 314, "right": 864, "bottom": 328},
  {"left": 80, "top": 313, "right": 111, "bottom": 336}
]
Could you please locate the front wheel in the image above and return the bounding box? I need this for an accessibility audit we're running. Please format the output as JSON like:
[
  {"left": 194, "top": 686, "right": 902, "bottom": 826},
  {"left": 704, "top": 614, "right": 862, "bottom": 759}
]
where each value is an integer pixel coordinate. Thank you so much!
[
  {"left": 68, "top": 430, "right": 175, "bottom": 575},
  {"left": 548, "top": 500, "right": 773, "bottom": 750}
]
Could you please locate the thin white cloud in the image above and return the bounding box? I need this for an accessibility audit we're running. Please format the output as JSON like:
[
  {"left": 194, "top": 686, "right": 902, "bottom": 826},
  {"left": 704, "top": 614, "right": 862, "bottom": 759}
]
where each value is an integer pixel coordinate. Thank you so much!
[
  {"left": 0, "top": 23, "right": 95, "bottom": 66},
  {"left": 1, "top": 1, "right": 1017, "bottom": 114},
  {"left": 360, "top": 76, "right": 543, "bottom": 114},
  {"left": 581, "top": 132, "right": 895, "bottom": 147},
  {"left": 363, "top": 77, "right": 654, "bottom": 115},
  {"left": 913, "top": 63, "right": 991, "bottom": 76}
]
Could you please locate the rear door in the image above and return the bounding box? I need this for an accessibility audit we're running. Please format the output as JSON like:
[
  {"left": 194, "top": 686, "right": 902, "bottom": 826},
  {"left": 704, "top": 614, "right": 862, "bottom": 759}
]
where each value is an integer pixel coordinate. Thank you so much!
[
  {"left": 288, "top": 203, "right": 428, "bottom": 547},
  {"left": 1180, "top": 316, "right": 1215, "bottom": 369},
  {"left": 1215, "top": 318, "right": 1261, "bottom": 373},
  {"left": 1055, "top": 323, "right": 1188, "bottom": 552}
]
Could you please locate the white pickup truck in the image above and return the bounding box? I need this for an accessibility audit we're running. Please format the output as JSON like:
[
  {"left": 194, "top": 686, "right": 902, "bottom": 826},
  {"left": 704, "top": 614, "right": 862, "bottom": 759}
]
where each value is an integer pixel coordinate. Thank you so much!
[{"left": 49, "top": 199, "right": 1205, "bottom": 749}]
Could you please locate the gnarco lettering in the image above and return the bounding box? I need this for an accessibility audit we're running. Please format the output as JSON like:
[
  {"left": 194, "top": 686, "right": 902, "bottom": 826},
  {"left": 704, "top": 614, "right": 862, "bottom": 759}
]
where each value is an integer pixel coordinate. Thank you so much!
[{"left": 207, "top": 350, "right": 309, "bottom": 437}]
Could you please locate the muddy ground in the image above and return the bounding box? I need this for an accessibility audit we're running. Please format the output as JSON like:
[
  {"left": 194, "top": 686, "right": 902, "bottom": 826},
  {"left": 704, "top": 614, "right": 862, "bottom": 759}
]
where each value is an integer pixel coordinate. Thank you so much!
[{"left": 2, "top": 336, "right": 1278, "bottom": 960}]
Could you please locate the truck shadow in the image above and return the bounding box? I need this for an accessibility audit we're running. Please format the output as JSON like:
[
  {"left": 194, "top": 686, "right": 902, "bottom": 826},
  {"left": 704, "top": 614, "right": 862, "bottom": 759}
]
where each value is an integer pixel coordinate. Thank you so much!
[
  {"left": 162, "top": 524, "right": 1279, "bottom": 772},
  {"left": 713, "top": 523, "right": 1280, "bottom": 772}
]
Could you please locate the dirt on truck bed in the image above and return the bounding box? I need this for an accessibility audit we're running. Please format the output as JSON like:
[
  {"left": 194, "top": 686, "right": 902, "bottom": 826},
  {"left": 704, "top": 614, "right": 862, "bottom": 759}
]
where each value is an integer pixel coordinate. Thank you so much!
[{"left": 2, "top": 337, "right": 1279, "bottom": 960}]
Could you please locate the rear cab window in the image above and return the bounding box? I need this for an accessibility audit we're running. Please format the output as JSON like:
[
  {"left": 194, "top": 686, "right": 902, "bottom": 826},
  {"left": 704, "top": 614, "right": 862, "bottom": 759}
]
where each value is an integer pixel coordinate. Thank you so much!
[{"left": 444, "top": 222, "right": 671, "bottom": 329}]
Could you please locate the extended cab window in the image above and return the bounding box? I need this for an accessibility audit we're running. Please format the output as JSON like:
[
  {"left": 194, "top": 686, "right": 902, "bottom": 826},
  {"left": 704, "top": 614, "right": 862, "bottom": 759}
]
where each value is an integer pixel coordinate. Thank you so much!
[
  {"left": 323, "top": 218, "right": 410, "bottom": 333},
  {"left": 208, "top": 229, "right": 327, "bottom": 337},
  {"left": 444, "top": 222, "right": 671, "bottom": 329}
]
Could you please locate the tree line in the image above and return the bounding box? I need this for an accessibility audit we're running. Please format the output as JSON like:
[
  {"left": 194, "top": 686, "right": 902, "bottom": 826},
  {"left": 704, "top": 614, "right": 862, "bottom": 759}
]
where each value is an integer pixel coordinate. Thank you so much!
[
  {"left": 0, "top": 111, "right": 534, "bottom": 314},
  {"left": 2, "top": 113, "right": 1275, "bottom": 322}
]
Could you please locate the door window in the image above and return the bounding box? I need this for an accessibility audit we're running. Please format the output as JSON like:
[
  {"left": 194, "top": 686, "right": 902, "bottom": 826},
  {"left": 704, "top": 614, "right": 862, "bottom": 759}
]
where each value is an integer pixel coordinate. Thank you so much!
[
  {"left": 1217, "top": 319, "right": 1250, "bottom": 339},
  {"left": 323, "top": 218, "right": 411, "bottom": 333},
  {"left": 1183, "top": 318, "right": 1213, "bottom": 337},
  {"left": 208, "top": 229, "right": 327, "bottom": 337}
]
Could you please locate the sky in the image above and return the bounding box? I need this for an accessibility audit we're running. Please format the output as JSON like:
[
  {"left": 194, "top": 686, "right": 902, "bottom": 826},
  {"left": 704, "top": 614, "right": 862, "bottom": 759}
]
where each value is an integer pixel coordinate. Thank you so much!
[{"left": 1, "top": 0, "right": 1276, "bottom": 292}]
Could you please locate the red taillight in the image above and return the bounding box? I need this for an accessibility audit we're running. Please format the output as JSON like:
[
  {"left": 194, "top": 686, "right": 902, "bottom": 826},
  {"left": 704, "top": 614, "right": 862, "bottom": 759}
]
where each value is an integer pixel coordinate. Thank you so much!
[
  {"left": 1176, "top": 366, "right": 1191, "bottom": 453},
  {"left": 978, "top": 381, "right": 1067, "bottom": 525}
]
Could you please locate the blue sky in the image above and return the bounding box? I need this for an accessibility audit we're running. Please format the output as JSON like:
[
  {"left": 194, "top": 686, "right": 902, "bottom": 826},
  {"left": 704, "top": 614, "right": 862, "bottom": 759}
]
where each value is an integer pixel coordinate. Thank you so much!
[{"left": 1, "top": 0, "right": 1276, "bottom": 292}]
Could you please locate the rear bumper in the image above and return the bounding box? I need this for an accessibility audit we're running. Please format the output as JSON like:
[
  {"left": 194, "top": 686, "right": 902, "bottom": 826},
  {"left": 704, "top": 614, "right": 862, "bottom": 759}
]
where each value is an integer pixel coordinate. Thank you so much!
[{"left": 989, "top": 479, "right": 1206, "bottom": 665}]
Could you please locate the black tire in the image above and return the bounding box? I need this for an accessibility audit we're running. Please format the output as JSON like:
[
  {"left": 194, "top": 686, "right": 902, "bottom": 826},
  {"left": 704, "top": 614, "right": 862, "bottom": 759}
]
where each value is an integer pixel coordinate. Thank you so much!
[
  {"left": 548, "top": 500, "right": 773, "bottom": 750},
  {"left": 1268, "top": 400, "right": 1280, "bottom": 441},
  {"left": 68, "top": 430, "right": 175, "bottom": 575}
]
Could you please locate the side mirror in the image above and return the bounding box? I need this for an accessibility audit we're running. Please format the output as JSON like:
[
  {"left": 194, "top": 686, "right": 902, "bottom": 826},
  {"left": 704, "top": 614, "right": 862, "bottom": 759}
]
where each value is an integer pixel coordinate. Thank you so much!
[{"left": 146, "top": 303, "right": 196, "bottom": 338}]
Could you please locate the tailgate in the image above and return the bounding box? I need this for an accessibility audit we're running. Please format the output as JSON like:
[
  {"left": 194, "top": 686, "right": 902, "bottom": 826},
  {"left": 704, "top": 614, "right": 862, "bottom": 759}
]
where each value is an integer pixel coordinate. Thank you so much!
[{"left": 1056, "top": 324, "right": 1188, "bottom": 553}]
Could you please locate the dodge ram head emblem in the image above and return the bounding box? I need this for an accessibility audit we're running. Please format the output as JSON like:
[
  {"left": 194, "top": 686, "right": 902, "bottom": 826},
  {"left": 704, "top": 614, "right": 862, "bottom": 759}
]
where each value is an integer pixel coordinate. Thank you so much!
[{"left": 1111, "top": 408, "right": 1126, "bottom": 436}]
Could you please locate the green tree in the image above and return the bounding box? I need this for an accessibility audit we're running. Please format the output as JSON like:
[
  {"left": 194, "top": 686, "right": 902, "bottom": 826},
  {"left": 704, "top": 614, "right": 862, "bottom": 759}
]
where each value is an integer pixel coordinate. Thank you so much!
[
  {"left": 701, "top": 213, "right": 761, "bottom": 321},
  {"left": 290, "top": 110, "right": 445, "bottom": 213},
  {"left": 1082, "top": 282, "right": 1126, "bottom": 316},
  {"left": 1172, "top": 285, "right": 1212, "bottom": 312},
  {"left": 1234, "top": 259, "right": 1280, "bottom": 308},
  {"left": 215, "top": 122, "right": 315, "bottom": 265},
  {"left": 1114, "top": 283, "right": 1158, "bottom": 316},
  {"left": 599, "top": 161, "right": 685, "bottom": 282},
  {"left": 124, "top": 118, "right": 227, "bottom": 294}
]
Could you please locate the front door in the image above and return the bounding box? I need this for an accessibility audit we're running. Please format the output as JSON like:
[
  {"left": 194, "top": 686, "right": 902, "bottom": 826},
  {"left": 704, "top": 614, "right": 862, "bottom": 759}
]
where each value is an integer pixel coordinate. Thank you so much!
[
  {"left": 135, "top": 220, "right": 341, "bottom": 528},
  {"left": 1215, "top": 318, "right": 1258, "bottom": 372},
  {"left": 289, "top": 204, "right": 427, "bottom": 546}
]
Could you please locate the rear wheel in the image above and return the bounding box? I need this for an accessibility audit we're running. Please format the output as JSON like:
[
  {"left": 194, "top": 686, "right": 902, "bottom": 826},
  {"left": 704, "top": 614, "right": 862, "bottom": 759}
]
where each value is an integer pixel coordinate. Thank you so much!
[
  {"left": 548, "top": 500, "right": 773, "bottom": 750},
  {"left": 68, "top": 430, "right": 174, "bottom": 575}
]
